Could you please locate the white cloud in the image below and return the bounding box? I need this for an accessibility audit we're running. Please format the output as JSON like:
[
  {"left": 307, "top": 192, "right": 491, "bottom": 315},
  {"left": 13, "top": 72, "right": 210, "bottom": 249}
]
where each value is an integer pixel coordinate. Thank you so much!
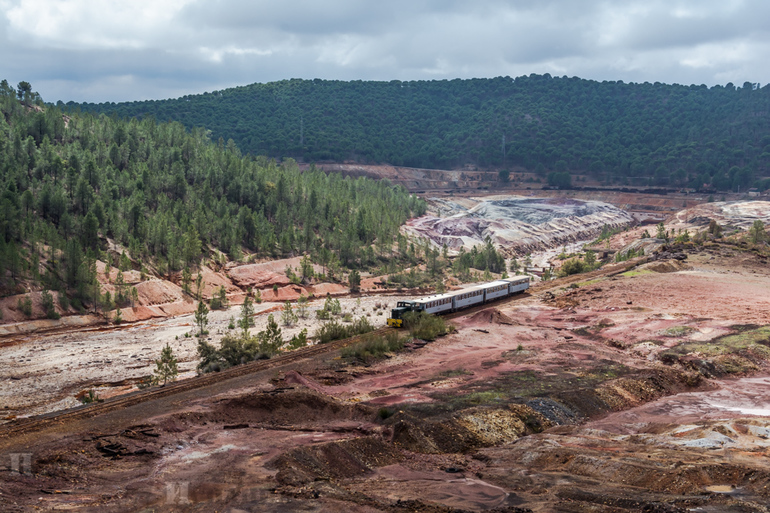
[{"left": 5, "top": 0, "right": 193, "bottom": 49}]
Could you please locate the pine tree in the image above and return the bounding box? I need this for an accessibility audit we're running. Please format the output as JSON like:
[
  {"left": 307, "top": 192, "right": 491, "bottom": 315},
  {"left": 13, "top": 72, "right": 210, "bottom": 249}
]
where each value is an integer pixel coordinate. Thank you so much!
[
  {"left": 296, "top": 294, "right": 309, "bottom": 319},
  {"left": 195, "top": 300, "right": 209, "bottom": 336},
  {"left": 239, "top": 295, "right": 254, "bottom": 337},
  {"left": 348, "top": 269, "right": 361, "bottom": 292},
  {"left": 152, "top": 343, "right": 178, "bottom": 385},
  {"left": 281, "top": 300, "right": 298, "bottom": 326}
]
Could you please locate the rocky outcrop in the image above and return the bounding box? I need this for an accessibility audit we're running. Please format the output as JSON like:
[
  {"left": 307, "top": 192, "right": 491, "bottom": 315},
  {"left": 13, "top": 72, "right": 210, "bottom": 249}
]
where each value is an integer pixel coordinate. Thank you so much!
[
  {"left": 406, "top": 195, "right": 634, "bottom": 256},
  {"left": 667, "top": 200, "right": 770, "bottom": 229}
]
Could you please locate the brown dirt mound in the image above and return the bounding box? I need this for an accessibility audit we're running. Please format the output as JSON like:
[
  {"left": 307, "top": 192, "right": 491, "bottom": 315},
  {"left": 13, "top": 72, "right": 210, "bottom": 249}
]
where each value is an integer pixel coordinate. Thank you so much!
[
  {"left": 390, "top": 413, "right": 482, "bottom": 454},
  {"left": 174, "top": 389, "right": 375, "bottom": 427},
  {"left": 641, "top": 259, "right": 691, "bottom": 273},
  {"left": 466, "top": 308, "right": 516, "bottom": 325},
  {"left": 271, "top": 436, "right": 402, "bottom": 486}
]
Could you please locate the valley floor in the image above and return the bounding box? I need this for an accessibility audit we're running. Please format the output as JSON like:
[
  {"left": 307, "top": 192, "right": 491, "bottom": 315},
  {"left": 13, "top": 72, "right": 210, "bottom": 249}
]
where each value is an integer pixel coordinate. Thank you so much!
[{"left": 2, "top": 241, "right": 770, "bottom": 512}]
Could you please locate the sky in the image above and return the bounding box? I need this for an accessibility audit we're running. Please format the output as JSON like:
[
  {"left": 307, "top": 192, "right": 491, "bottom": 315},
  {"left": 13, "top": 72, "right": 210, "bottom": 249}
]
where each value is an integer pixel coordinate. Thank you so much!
[{"left": 1, "top": 0, "right": 768, "bottom": 103}]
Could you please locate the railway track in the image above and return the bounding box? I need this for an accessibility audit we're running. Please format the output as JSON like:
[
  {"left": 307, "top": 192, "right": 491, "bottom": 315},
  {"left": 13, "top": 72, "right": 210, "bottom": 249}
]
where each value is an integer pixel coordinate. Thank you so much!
[
  {"left": 0, "top": 260, "right": 646, "bottom": 441},
  {"left": 0, "top": 326, "right": 391, "bottom": 440}
]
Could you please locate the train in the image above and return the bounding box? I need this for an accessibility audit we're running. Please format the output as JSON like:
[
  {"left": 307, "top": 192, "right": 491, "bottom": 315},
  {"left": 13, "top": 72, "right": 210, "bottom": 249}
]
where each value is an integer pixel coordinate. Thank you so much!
[{"left": 387, "top": 276, "right": 530, "bottom": 327}]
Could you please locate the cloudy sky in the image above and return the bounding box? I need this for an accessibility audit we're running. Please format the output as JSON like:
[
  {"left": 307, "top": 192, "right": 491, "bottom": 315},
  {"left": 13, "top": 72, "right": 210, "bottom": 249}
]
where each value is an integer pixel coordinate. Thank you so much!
[{"left": 1, "top": 0, "right": 768, "bottom": 103}]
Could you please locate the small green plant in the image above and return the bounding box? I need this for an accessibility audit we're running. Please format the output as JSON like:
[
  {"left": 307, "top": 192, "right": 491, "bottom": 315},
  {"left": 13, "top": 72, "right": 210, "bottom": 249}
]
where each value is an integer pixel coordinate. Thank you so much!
[
  {"left": 341, "top": 331, "right": 405, "bottom": 362},
  {"left": 315, "top": 317, "right": 374, "bottom": 344},
  {"left": 210, "top": 285, "right": 229, "bottom": 310},
  {"left": 402, "top": 311, "right": 449, "bottom": 341},
  {"left": 297, "top": 294, "right": 309, "bottom": 319},
  {"left": 152, "top": 343, "right": 179, "bottom": 385},
  {"left": 80, "top": 389, "right": 101, "bottom": 404},
  {"left": 18, "top": 296, "right": 32, "bottom": 317},
  {"left": 287, "top": 329, "right": 308, "bottom": 349},
  {"left": 58, "top": 291, "right": 70, "bottom": 311},
  {"left": 281, "top": 300, "right": 298, "bottom": 326},
  {"left": 41, "top": 290, "right": 60, "bottom": 320},
  {"left": 517, "top": 343, "right": 524, "bottom": 351},
  {"left": 195, "top": 300, "right": 209, "bottom": 336},
  {"left": 227, "top": 316, "right": 236, "bottom": 329}
]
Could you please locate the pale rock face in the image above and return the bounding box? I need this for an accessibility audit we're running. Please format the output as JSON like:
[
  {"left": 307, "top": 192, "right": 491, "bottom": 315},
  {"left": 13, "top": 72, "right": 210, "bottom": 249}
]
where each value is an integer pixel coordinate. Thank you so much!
[
  {"left": 668, "top": 200, "right": 770, "bottom": 230},
  {"left": 405, "top": 195, "right": 634, "bottom": 256}
]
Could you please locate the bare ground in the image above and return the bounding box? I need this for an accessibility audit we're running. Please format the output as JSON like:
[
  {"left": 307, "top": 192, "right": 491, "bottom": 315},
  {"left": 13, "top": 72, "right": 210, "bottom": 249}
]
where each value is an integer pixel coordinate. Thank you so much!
[{"left": 2, "top": 240, "right": 770, "bottom": 512}]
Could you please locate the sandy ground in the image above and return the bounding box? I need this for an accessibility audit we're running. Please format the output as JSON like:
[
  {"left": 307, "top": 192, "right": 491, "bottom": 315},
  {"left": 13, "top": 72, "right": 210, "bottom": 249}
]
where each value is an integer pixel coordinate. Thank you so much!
[{"left": 0, "top": 294, "right": 410, "bottom": 419}]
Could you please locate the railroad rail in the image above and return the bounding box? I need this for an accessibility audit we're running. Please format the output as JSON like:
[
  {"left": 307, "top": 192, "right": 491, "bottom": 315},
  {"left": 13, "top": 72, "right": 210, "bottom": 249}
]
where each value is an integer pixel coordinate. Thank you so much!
[
  {"left": 0, "top": 326, "right": 391, "bottom": 440},
  {"left": 0, "top": 259, "right": 647, "bottom": 441}
]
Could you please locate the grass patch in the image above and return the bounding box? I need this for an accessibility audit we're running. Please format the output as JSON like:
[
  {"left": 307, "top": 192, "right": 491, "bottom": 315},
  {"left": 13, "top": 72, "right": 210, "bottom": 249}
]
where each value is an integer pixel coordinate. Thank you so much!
[
  {"left": 661, "top": 326, "right": 770, "bottom": 361},
  {"left": 575, "top": 278, "right": 604, "bottom": 287},
  {"left": 661, "top": 326, "right": 695, "bottom": 337},
  {"left": 621, "top": 269, "right": 654, "bottom": 277},
  {"left": 438, "top": 368, "right": 472, "bottom": 378}
]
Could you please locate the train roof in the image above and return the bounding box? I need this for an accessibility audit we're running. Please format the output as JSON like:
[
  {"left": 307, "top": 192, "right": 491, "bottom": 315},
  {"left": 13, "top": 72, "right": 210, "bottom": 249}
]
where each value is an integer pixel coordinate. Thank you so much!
[
  {"left": 501, "top": 276, "right": 530, "bottom": 284},
  {"left": 412, "top": 277, "right": 529, "bottom": 304},
  {"left": 413, "top": 292, "right": 457, "bottom": 304}
]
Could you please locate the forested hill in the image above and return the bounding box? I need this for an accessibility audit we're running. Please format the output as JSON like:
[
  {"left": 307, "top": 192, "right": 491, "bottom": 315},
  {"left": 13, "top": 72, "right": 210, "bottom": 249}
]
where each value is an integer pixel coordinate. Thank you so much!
[
  {"left": 69, "top": 75, "right": 770, "bottom": 191},
  {"left": 0, "top": 80, "right": 424, "bottom": 304}
]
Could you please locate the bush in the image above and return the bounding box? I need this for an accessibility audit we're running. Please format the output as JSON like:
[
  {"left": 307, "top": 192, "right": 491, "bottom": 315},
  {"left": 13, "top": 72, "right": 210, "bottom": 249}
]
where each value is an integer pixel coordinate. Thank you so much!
[
  {"left": 288, "top": 329, "right": 308, "bottom": 349},
  {"left": 58, "top": 291, "right": 70, "bottom": 311},
  {"left": 17, "top": 296, "right": 32, "bottom": 317},
  {"left": 341, "top": 331, "right": 405, "bottom": 362},
  {"left": 80, "top": 389, "right": 101, "bottom": 404},
  {"left": 559, "top": 258, "right": 586, "bottom": 277},
  {"left": 402, "top": 311, "right": 449, "bottom": 341},
  {"left": 41, "top": 290, "right": 60, "bottom": 320},
  {"left": 316, "top": 316, "right": 374, "bottom": 344}
]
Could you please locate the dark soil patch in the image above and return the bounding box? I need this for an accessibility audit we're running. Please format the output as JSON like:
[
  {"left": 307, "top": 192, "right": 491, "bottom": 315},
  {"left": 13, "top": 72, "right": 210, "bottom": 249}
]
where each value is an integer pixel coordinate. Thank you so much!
[
  {"left": 172, "top": 388, "right": 376, "bottom": 428},
  {"left": 270, "top": 436, "right": 402, "bottom": 485}
]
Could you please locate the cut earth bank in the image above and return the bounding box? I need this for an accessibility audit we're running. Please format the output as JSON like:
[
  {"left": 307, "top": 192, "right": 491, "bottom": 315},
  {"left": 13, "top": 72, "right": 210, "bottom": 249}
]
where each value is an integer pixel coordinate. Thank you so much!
[{"left": 3, "top": 239, "right": 770, "bottom": 512}]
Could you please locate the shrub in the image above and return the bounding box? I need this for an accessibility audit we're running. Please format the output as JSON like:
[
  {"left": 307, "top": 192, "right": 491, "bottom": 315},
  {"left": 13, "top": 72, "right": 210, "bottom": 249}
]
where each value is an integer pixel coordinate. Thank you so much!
[
  {"left": 316, "top": 316, "right": 374, "bottom": 344},
  {"left": 41, "top": 290, "right": 60, "bottom": 319},
  {"left": 341, "top": 331, "right": 405, "bottom": 362},
  {"left": 80, "top": 389, "right": 101, "bottom": 404},
  {"left": 402, "top": 311, "right": 449, "bottom": 341},
  {"left": 17, "top": 296, "right": 32, "bottom": 317},
  {"left": 288, "top": 329, "right": 308, "bottom": 349},
  {"left": 559, "top": 258, "right": 586, "bottom": 277},
  {"left": 58, "top": 291, "right": 70, "bottom": 311}
]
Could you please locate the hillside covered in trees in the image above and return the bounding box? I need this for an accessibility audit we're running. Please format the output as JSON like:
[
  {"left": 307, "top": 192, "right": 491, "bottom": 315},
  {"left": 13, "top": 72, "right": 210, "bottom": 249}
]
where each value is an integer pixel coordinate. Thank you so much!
[
  {"left": 69, "top": 75, "right": 770, "bottom": 192},
  {"left": 0, "top": 80, "right": 424, "bottom": 306}
]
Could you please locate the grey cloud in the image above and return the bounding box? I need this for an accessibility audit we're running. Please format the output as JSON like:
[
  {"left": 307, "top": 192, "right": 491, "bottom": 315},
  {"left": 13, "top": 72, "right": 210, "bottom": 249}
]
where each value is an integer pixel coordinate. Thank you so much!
[{"left": 1, "top": 0, "right": 768, "bottom": 103}]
